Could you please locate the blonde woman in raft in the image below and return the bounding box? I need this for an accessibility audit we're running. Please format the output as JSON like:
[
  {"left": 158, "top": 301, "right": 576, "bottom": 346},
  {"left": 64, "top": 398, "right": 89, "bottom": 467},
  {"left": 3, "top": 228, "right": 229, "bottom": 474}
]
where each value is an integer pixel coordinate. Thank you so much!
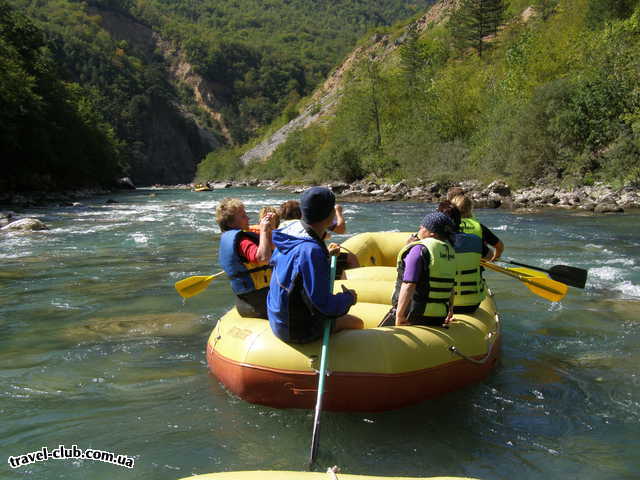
[{"left": 450, "top": 194, "right": 505, "bottom": 262}]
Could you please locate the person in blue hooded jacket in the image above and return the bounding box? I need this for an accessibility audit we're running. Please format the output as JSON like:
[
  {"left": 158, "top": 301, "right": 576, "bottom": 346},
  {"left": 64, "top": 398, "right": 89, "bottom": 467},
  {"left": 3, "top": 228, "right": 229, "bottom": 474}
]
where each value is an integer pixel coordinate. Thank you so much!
[{"left": 267, "top": 187, "right": 363, "bottom": 344}]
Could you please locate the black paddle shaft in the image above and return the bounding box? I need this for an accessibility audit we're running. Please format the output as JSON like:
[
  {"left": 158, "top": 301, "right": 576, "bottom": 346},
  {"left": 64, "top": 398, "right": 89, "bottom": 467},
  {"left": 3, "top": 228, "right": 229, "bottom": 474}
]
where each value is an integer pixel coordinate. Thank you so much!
[{"left": 504, "top": 259, "right": 588, "bottom": 289}]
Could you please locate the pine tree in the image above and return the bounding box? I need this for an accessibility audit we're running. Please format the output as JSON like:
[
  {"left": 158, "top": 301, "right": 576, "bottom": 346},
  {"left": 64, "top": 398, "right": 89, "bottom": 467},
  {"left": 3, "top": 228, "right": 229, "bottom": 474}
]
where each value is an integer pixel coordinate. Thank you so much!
[
  {"left": 450, "top": 0, "right": 506, "bottom": 57},
  {"left": 399, "top": 23, "right": 423, "bottom": 90}
]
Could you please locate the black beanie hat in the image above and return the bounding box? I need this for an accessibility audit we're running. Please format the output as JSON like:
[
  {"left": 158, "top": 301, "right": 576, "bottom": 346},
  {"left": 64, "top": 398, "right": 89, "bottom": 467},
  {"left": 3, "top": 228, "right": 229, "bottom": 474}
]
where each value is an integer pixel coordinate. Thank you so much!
[{"left": 300, "top": 186, "right": 336, "bottom": 224}]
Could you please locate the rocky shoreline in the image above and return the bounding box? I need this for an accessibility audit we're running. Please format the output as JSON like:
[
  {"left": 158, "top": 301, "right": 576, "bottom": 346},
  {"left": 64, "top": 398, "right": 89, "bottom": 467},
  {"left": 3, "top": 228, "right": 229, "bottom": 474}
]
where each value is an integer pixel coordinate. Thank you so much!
[
  {"left": 2, "top": 179, "right": 638, "bottom": 217},
  {"left": 202, "top": 179, "right": 640, "bottom": 214}
]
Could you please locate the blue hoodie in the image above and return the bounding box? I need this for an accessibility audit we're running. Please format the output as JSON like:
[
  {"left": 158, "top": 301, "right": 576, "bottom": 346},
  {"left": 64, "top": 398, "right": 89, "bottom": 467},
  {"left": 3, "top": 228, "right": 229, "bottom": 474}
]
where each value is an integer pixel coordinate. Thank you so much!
[{"left": 267, "top": 221, "right": 354, "bottom": 343}]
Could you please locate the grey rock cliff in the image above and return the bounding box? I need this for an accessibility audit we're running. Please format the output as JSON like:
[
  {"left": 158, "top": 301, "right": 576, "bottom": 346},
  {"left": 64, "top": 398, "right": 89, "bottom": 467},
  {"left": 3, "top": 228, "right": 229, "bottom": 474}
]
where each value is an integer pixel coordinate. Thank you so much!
[{"left": 91, "top": 7, "right": 224, "bottom": 185}]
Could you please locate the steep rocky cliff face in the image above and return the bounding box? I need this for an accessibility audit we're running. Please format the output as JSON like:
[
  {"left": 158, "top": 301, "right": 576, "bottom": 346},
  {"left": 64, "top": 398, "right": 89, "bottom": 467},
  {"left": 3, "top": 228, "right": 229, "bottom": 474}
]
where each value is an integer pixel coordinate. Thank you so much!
[
  {"left": 91, "top": 7, "right": 228, "bottom": 185},
  {"left": 126, "top": 95, "right": 218, "bottom": 185},
  {"left": 240, "top": 0, "right": 458, "bottom": 165}
]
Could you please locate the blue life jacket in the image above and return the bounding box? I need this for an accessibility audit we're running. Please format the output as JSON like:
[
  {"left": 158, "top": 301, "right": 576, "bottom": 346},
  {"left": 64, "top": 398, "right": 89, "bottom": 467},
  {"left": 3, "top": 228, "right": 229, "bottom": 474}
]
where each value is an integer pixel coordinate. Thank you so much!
[
  {"left": 267, "top": 221, "right": 354, "bottom": 343},
  {"left": 219, "top": 229, "right": 272, "bottom": 295}
]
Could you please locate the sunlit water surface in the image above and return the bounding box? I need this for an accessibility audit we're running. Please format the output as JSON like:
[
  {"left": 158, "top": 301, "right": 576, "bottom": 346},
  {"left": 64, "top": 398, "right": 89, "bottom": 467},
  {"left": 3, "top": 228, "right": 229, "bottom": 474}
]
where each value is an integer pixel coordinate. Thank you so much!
[{"left": 1, "top": 188, "right": 638, "bottom": 480}]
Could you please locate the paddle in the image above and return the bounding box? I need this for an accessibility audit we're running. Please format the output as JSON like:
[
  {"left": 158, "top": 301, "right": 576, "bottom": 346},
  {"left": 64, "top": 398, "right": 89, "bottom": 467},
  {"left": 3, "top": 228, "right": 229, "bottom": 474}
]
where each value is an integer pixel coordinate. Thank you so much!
[
  {"left": 174, "top": 271, "right": 225, "bottom": 299},
  {"left": 309, "top": 256, "right": 337, "bottom": 469},
  {"left": 481, "top": 261, "right": 568, "bottom": 302},
  {"left": 499, "top": 259, "right": 588, "bottom": 289}
]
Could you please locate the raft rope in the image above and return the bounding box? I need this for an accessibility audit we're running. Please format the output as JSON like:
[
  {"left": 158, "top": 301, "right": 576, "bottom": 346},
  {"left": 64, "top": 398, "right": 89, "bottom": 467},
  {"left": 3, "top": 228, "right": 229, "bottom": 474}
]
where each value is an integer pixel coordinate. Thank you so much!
[
  {"left": 213, "top": 317, "right": 223, "bottom": 348},
  {"left": 449, "top": 313, "right": 500, "bottom": 365},
  {"left": 338, "top": 245, "right": 355, "bottom": 256}
]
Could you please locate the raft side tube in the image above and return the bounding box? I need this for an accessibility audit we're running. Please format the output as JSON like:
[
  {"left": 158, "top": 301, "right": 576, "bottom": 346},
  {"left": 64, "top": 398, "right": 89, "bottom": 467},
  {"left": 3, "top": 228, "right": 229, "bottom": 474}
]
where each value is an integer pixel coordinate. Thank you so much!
[
  {"left": 207, "top": 297, "right": 500, "bottom": 411},
  {"left": 178, "top": 471, "right": 483, "bottom": 480},
  {"left": 341, "top": 232, "right": 411, "bottom": 267},
  {"left": 179, "top": 471, "right": 483, "bottom": 480}
]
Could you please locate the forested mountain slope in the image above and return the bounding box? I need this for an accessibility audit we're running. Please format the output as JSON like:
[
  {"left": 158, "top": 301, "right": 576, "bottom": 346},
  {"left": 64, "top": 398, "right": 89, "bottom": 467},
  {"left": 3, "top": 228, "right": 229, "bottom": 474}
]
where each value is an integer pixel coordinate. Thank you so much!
[
  {"left": 3, "top": 0, "right": 433, "bottom": 191},
  {"left": 197, "top": 0, "right": 640, "bottom": 189}
]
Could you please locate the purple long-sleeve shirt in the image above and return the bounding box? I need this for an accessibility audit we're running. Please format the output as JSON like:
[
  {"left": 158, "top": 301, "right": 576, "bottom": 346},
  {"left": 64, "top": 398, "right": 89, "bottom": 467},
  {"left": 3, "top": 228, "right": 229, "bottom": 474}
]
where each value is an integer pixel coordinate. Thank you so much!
[{"left": 402, "top": 245, "right": 429, "bottom": 283}]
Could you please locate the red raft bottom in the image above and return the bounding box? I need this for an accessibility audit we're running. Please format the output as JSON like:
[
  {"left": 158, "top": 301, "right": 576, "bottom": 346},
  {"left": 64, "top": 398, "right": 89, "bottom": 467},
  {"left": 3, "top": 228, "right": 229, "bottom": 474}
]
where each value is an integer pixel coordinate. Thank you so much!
[{"left": 206, "top": 337, "right": 501, "bottom": 412}]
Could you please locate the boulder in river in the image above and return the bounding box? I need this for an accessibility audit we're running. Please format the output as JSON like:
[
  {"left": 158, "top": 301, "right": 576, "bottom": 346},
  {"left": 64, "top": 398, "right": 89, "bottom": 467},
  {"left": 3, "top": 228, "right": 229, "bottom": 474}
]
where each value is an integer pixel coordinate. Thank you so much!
[
  {"left": 594, "top": 203, "right": 624, "bottom": 214},
  {"left": 485, "top": 180, "right": 511, "bottom": 197},
  {"left": 1, "top": 218, "right": 48, "bottom": 231},
  {"left": 328, "top": 182, "right": 350, "bottom": 194},
  {"left": 60, "top": 313, "right": 204, "bottom": 342},
  {"left": 211, "top": 182, "right": 232, "bottom": 189},
  {"left": 116, "top": 177, "right": 136, "bottom": 190},
  {"left": 0, "top": 211, "right": 15, "bottom": 227}
]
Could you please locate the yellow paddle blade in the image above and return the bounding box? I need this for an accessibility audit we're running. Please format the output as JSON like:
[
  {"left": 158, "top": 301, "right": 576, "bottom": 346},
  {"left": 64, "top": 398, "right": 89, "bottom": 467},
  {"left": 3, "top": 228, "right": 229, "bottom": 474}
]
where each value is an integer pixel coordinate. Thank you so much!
[
  {"left": 510, "top": 266, "right": 547, "bottom": 278},
  {"left": 482, "top": 261, "right": 568, "bottom": 302},
  {"left": 522, "top": 276, "right": 568, "bottom": 302},
  {"left": 508, "top": 267, "right": 570, "bottom": 301},
  {"left": 174, "top": 272, "right": 224, "bottom": 299}
]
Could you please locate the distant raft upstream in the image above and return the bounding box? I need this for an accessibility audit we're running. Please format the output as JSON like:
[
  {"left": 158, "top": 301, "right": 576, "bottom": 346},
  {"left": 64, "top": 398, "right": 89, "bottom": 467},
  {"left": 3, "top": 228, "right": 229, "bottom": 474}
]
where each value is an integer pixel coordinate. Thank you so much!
[{"left": 206, "top": 232, "right": 501, "bottom": 412}]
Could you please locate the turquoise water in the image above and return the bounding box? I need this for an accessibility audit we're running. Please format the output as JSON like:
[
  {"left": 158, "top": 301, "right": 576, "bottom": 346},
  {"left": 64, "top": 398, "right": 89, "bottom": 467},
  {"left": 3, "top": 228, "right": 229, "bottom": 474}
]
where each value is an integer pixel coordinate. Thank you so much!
[{"left": 1, "top": 188, "right": 639, "bottom": 480}]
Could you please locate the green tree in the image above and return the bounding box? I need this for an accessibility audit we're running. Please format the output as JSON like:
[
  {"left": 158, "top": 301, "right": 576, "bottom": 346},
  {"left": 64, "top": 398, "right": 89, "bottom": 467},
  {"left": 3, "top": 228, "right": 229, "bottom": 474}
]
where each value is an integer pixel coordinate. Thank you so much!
[
  {"left": 586, "top": 0, "right": 638, "bottom": 28},
  {"left": 1, "top": 0, "right": 123, "bottom": 191},
  {"left": 450, "top": 0, "right": 506, "bottom": 57}
]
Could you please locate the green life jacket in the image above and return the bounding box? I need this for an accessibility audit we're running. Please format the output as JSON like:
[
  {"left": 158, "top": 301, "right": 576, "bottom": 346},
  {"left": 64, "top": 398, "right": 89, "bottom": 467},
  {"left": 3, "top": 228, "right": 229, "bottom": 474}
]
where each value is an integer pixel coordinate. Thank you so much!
[
  {"left": 393, "top": 237, "right": 456, "bottom": 319},
  {"left": 460, "top": 217, "right": 482, "bottom": 239},
  {"left": 451, "top": 232, "right": 486, "bottom": 307}
]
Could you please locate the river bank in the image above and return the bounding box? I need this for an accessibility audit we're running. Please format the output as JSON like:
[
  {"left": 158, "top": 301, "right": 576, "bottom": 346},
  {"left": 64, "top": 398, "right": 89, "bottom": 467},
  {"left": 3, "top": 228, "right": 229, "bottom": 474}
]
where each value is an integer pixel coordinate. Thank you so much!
[
  {"left": 198, "top": 179, "right": 640, "bottom": 214},
  {"left": 2, "top": 178, "right": 639, "bottom": 215}
]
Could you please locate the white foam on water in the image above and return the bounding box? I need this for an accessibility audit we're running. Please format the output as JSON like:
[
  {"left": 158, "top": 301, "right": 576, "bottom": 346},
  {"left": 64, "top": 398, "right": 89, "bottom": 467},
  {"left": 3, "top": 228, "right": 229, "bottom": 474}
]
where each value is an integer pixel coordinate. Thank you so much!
[
  {"left": 0, "top": 251, "right": 34, "bottom": 259},
  {"left": 590, "top": 266, "right": 624, "bottom": 282},
  {"left": 137, "top": 215, "right": 164, "bottom": 222},
  {"left": 51, "top": 300, "right": 81, "bottom": 310},
  {"left": 130, "top": 233, "right": 149, "bottom": 244},
  {"left": 341, "top": 207, "right": 359, "bottom": 214},
  {"left": 584, "top": 243, "right": 614, "bottom": 255},
  {"left": 196, "top": 225, "right": 218, "bottom": 233},
  {"left": 603, "top": 258, "right": 636, "bottom": 267},
  {"left": 549, "top": 302, "right": 564, "bottom": 312},
  {"left": 189, "top": 201, "right": 219, "bottom": 212},
  {"left": 539, "top": 257, "right": 564, "bottom": 267},
  {"left": 493, "top": 225, "right": 508, "bottom": 231},
  {"left": 587, "top": 265, "right": 640, "bottom": 299},
  {"left": 179, "top": 214, "right": 219, "bottom": 233},
  {"left": 244, "top": 198, "right": 288, "bottom": 207},
  {"left": 73, "top": 209, "right": 119, "bottom": 218},
  {"left": 0, "top": 235, "right": 37, "bottom": 258},
  {"left": 614, "top": 281, "right": 640, "bottom": 299},
  {"left": 52, "top": 223, "right": 129, "bottom": 235}
]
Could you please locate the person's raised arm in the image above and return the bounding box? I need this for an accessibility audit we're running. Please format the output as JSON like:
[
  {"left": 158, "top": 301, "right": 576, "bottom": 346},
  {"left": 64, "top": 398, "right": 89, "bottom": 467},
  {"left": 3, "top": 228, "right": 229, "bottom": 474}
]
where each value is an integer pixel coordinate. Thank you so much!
[
  {"left": 331, "top": 205, "right": 346, "bottom": 234},
  {"left": 255, "top": 213, "right": 275, "bottom": 263}
]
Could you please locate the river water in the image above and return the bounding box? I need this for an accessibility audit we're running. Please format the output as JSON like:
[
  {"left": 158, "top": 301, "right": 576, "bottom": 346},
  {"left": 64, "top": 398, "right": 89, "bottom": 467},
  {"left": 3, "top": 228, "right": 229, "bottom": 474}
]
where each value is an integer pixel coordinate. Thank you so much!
[{"left": 1, "top": 188, "right": 639, "bottom": 480}]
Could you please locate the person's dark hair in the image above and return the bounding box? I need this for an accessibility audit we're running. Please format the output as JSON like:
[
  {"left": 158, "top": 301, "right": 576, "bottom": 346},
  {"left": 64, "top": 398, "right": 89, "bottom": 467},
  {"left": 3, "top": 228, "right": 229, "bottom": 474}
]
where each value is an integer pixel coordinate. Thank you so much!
[
  {"left": 438, "top": 200, "right": 461, "bottom": 231},
  {"left": 279, "top": 200, "right": 301, "bottom": 221}
]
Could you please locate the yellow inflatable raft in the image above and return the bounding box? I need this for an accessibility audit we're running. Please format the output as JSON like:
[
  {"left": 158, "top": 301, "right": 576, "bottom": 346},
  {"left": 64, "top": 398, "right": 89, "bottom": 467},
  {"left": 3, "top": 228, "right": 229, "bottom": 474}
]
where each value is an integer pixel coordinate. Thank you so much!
[
  {"left": 178, "top": 471, "right": 480, "bottom": 480},
  {"left": 207, "top": 232, "right": 501, "bottom": 412}
]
